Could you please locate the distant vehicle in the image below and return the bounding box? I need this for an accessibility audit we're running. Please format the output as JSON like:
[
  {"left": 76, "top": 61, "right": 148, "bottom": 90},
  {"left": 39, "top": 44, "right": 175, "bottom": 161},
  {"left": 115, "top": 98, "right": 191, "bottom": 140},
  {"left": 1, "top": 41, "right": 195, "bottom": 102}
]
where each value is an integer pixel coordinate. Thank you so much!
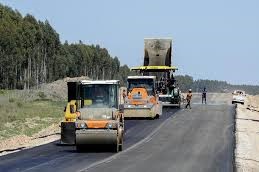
[{"left": 232, "top": 90, "right": 246, "bottom": 105}]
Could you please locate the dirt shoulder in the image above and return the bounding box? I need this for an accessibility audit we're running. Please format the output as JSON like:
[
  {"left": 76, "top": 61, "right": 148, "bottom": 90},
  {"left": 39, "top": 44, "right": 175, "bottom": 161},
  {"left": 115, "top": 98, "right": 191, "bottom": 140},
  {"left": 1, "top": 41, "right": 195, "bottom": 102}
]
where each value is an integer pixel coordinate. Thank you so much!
[
  {"left": 0, "top": 123, "right": 60, "bottom": 156},
  {"left": 235, "top": 95, "right": 259, "bottom": 171},
  {"left": 0, "top": 77, "right": 90, "bottom": 156}
]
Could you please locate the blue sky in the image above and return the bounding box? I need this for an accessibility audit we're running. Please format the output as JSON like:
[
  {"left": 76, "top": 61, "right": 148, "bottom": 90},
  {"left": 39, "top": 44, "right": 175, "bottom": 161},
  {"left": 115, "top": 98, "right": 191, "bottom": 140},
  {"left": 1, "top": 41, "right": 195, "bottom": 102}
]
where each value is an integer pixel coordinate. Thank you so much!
[{"left": 1, "top": 0, "right": 259, "bottom": 85}]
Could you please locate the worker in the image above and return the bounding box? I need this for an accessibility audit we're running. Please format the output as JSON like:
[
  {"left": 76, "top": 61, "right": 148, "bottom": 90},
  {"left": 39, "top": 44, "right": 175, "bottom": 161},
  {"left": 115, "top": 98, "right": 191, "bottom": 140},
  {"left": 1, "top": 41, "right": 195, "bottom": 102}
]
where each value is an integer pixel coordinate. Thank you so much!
[
  {"left": 202, "top": 87, "right": 207, "bottom": 104},
  {"left": 185, "top": 89, "right": 192, "bottom": 109}
]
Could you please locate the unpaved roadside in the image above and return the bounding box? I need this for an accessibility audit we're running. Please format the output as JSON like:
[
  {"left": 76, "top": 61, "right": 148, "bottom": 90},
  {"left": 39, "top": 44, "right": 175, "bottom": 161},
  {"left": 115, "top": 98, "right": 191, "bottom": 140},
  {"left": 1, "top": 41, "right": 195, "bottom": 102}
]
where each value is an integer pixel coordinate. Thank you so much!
[
  {"left": 0, "top": 76, "right": 90, "bottom": 156},
  {"left": 0, "top": 123, "right": 60, "bottom": 156},
  {"left": 235, "top": 95, "right": 259, "bottom": 171}
]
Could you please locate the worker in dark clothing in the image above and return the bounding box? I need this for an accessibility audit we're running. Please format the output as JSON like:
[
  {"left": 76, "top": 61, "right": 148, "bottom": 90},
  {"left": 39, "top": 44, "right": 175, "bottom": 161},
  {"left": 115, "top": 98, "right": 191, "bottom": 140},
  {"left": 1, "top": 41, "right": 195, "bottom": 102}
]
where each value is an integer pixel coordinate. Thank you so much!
[
  {"left": 185, "top": 89, "right": 192, "bottom": 109},
  {"left": 202, "top": 87, "right": 207, "bottom": 104}
]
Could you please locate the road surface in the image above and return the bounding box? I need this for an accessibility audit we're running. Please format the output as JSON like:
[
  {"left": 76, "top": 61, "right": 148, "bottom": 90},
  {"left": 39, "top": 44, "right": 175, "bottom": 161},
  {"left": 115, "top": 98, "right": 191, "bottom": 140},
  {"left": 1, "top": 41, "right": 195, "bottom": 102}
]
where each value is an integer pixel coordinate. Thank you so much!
[{"left": 0, "top": 93, "right": 235, "bottom": 172}]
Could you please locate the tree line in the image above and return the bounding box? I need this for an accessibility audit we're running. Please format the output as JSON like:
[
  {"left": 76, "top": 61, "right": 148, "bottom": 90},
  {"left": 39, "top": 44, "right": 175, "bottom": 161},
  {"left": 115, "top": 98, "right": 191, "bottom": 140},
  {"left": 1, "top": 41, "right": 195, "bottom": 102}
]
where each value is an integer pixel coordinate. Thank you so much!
[
  {"left": 1, "top": 4, "right": 259, "bottom": 94},
  {"left": 175, "top": 75, "right": 259, "bottom": 95},
  {"left": 0, "top": 4, "right": 132, "bottom": 89}
]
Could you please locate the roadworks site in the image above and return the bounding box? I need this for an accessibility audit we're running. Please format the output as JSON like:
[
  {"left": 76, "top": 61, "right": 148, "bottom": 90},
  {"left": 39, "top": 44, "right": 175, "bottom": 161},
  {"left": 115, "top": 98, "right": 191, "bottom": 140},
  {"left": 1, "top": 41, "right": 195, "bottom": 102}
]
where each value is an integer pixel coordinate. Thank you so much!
[{"left": 0, "top": 77, "right": 258, "bottom": 171}]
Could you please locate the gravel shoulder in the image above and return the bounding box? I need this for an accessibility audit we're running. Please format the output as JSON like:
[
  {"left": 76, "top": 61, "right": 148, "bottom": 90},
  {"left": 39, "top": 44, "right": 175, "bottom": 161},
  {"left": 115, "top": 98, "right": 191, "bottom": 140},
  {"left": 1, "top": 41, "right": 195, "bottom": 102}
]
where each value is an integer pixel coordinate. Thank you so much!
[
  {"left": 0, "top": 124, "right": 60, "bottom": 156},
  {"left": 235, "top": 95, "right": 259, "bottom": 171}
]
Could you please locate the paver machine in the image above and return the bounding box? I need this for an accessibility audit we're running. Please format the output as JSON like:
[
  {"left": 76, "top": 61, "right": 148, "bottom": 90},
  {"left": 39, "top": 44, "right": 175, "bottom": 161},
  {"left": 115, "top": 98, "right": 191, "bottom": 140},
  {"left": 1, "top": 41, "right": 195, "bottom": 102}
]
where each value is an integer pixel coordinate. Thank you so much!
[
  {"left": 142, "top": 38, "right": 181, "bottom": 108},
  {"left": 131, "top": 65, "right": 181, "bottom": 108},
  {"left": 126, "top": 38, "right": 181, "bottom": 109},
  {"left": 61, "top": 80, "right": 124, "bottom": 152}
]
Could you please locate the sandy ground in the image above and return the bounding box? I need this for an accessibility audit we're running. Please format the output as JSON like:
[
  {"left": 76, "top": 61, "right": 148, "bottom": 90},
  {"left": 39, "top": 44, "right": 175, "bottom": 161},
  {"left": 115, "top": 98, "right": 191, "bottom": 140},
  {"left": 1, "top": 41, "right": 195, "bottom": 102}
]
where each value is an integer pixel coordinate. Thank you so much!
[
  {"left": 0, "top": 76, "right": 91, "bottom": 156},
  {"left": 0, "top": 123, "right": 60, "bottom": 156},
  {"left": 235, "top": 95, "right": 259, "bottom": 171}
]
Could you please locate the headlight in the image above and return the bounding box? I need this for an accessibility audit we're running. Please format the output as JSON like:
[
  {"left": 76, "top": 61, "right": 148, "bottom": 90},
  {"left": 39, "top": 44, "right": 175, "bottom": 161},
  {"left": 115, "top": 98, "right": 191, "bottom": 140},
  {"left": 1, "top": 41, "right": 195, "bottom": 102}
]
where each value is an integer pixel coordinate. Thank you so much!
[
  {"left": 76, "top": 122, "right": 87, "bottom": 129},
  {"left": 80, "top": 123, "right": 86, "bottom": 128},
  {"left": 106, "top": 122, "right": 117, "bottom": 129},
  {"left": 127, "top": 105, "right": 131, "bottom": 108}
]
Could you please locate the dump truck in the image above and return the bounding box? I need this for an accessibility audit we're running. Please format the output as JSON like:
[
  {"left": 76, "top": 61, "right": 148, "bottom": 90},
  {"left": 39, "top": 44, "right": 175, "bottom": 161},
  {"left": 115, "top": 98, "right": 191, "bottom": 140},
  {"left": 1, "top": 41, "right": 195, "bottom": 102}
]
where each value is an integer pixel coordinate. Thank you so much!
[
  {"left": 124, "top": 76, "right": 162, "bottom": 119},
  {"left": 61, "top": 80, "right": 124, "bottom": 152},
  {"left": 143, "top": 38, "right": 181, "bottom": 108}
]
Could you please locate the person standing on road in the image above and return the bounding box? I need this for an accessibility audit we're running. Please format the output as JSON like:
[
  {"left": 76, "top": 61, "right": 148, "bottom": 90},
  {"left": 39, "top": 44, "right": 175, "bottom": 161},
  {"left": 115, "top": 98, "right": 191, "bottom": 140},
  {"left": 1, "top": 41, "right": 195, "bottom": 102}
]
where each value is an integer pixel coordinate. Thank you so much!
[
  {"left": 185, "top": 89, "right": 192, "bottom": 109},
  {"left": 202, "top": 87, "right": 207, "bottom": 104}
]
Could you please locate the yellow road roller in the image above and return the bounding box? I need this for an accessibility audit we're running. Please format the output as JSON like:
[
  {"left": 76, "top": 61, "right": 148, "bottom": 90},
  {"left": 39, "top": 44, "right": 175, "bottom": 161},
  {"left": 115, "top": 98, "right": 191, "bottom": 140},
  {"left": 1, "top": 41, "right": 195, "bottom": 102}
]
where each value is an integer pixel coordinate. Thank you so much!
[{"left": 61, "top": 80, "right": 124, "bottom": 152}]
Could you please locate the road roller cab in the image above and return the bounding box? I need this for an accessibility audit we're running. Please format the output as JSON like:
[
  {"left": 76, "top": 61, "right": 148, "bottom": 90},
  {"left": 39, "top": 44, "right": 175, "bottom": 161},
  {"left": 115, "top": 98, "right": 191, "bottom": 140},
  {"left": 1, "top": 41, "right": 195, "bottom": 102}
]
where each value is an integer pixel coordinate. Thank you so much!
[
  {"left": 61, "top": 80, "right": 124, "bottom": 152},
  {"left": 124, "top": 76, "right": 162, "bottom": 118}
]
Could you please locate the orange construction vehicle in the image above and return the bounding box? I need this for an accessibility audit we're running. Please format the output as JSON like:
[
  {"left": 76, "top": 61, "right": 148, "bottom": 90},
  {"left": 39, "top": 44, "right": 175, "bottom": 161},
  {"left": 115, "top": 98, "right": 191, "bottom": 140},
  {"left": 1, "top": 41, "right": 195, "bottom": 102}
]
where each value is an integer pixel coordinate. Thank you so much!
[
  {"left": 124, "top": 76, "right": 162, "bottom": 119},
  {"left": 61, "top": 80, "right": 124, "bottom": 152}
]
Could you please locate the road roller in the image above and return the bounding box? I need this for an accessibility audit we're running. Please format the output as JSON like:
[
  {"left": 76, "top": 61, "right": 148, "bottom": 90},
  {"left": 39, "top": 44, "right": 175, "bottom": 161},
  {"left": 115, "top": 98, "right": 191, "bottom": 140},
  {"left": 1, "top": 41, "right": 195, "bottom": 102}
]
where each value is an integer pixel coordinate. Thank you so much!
[
  {"left": 61, "top": 80, "right": 124, "bottom": 152},
  {"left": 124, "top": 75, "right": 162, "bottom": 119}
]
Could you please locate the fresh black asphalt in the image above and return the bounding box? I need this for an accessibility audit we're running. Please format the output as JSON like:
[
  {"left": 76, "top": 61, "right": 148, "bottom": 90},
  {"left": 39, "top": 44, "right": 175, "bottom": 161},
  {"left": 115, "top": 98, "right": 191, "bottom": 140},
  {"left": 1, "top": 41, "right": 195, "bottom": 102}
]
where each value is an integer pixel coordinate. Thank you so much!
[
  {"left": 0, "top": 108, "right": 178, "bottom": 172},
  {"left": 0, "top": 93, "right": 235, "bottom": 172}
]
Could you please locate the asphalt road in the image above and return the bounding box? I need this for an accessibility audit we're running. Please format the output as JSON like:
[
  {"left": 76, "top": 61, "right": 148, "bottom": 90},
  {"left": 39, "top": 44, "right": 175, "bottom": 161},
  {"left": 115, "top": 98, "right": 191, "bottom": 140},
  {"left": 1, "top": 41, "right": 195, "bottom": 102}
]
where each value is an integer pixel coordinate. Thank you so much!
[
  {"left": 0, "top": 93, "right": 235, "bottom": 172},
  {"left": 0, "top": 108, "right": 178, "bottom": 172},
  {"left": 87, "top": 105, "right": 235, "bottom": 172}
]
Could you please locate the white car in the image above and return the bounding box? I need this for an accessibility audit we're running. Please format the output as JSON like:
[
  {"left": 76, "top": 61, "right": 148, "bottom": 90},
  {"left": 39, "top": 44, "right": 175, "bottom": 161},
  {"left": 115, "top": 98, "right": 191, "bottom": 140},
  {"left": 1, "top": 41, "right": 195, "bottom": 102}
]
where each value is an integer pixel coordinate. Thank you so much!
[{"left": 232, "top": 90, "right": 246, "bottom": 105}]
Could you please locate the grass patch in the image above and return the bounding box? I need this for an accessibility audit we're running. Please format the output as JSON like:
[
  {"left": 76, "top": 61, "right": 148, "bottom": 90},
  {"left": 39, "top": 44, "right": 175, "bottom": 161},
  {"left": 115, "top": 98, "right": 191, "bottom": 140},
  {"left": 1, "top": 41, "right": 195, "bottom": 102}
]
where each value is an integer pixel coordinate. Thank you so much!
[
  {"left": 0, "top": 92, "right": 65, "bottom": 139},
  {"left": 0, "top": 90, "right": 6, "bottom": 94},
  {"left": 9, "top": 97, "right": 15, "bottom": 103}
]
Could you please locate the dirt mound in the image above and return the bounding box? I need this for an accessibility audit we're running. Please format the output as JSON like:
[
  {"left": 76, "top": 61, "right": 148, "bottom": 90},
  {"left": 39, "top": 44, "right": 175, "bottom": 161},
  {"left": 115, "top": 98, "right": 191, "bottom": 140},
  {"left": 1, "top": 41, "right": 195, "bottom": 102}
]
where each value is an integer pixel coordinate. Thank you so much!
[{"left": 39, "top": 76, "right": 90, "bottom": 100}]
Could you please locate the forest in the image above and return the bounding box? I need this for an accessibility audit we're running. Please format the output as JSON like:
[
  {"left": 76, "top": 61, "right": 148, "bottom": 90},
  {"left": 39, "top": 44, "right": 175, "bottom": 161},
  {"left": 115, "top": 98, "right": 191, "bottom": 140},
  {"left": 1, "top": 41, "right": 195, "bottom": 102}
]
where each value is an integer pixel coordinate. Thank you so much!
[
  {"left": 0, "top": 4, "right": 132, "bottom": 89},
  {"left": 1, "top": 4, "right": 259, "bottom": 94}
]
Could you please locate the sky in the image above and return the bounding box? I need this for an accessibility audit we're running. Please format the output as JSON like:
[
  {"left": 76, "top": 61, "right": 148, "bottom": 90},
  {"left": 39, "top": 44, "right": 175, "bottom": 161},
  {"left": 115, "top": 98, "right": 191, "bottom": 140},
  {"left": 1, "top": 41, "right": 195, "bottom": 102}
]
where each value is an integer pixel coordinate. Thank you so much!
[{"left": 0, "top": 0, "right": 259, "bottom": 85}]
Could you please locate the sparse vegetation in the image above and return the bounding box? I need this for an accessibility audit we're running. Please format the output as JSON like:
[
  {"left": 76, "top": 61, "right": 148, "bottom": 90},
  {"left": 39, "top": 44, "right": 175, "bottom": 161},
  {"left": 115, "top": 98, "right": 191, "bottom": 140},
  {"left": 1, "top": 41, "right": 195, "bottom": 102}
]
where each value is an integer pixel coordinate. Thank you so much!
[
  {"left": 0, "top": 90, "right": 65, "bottom": 139},
  {"left": 8, "top": 97, "right": 15, "bottom": 103},
  {"left": 38, "top": 91, "right": 47, "bottom": 99}
]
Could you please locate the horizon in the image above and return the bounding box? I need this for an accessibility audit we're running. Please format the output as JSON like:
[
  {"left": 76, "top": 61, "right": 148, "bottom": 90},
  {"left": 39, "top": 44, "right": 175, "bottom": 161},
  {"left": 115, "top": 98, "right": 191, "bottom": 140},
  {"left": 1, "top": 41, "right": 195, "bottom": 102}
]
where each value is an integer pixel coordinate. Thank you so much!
[{"left": 0, "top": 0, "right": 258, "bottom": 86}]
